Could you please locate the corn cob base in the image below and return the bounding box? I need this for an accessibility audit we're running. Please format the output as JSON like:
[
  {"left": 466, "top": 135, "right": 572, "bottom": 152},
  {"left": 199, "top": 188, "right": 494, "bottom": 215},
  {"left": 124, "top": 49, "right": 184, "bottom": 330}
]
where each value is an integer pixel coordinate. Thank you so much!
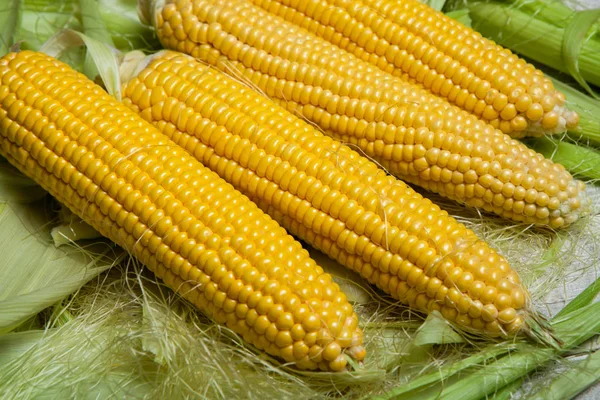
[{"left": 0, "top": 50, "right": 366, "bottom": 372}]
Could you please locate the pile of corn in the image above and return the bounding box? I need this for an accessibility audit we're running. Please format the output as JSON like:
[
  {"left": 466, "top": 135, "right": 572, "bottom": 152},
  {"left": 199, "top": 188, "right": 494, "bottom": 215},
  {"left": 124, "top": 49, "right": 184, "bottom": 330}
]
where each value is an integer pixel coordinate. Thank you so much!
[{"left": 1, "top": 0, "right": 600, "bottom": 395}]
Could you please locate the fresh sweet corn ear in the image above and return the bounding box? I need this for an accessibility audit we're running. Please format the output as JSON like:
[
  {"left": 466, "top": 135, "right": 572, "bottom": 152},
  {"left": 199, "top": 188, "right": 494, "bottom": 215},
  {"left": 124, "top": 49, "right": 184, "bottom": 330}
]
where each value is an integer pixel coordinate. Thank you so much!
[
  {"left": 247, "top": 0, "right": 580, "bottom": 136},
  {"left": 121, "top": 50, "right": 535, "bottom": 337},
  {"left": 0, "top": 50, "right": 366, "bottom": 372},
  {"left": 140, "top": 0, "right": 579, "bottom": 137},
  {"left": 140, "top": 0, "right": 588, "bottom": 228}
]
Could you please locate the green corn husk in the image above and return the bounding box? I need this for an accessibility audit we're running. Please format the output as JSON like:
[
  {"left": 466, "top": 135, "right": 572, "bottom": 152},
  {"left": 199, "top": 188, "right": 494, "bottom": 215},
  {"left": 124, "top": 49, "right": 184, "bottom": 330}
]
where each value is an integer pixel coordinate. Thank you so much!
[
  {"left": 1, "top": 0, "right": 158, "bottom": 56},
  {"left": 527, "top": 348, "right": 600, "bottom": 400},
  {"left": 549, "top": 77, "right": 600, "bottom": 145},
  {"left": 529, "top": 138, "right": 600, "bottom": 181},
  {"left": 467, "top": 1, "right": 600, "bottom": 89},
  {"left": 375, "top": 276, "right": 600, "bottom": 400}
]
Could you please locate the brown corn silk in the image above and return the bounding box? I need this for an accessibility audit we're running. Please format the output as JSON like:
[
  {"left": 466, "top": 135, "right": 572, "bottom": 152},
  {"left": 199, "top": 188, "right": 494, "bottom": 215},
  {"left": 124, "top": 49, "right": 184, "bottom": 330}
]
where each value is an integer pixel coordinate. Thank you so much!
[
  {"left": 0, "top": 50, "right": 366, "bottom": 372},
  {"left": 121, "top": 50, "right": 532, "bottom": 337},
  {"left": 142, "top": 0, "right": 587, "bottom": 229}
]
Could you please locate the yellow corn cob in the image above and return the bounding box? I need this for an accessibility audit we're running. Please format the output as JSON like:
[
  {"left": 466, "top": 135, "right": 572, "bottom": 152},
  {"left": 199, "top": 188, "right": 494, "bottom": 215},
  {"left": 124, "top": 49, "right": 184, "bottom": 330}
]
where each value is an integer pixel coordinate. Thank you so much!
[
  {"left": 121, "top": 50, "right": 534, "bottom": 337},
  {"left": 0, "top": 50, "right": 366, "bottom": 372},
  {"left": 140, "top": 0, "right": 587, "bottom": 228},
  {"left": 245, "top": 0, "right": 579, "bottom": 136}
]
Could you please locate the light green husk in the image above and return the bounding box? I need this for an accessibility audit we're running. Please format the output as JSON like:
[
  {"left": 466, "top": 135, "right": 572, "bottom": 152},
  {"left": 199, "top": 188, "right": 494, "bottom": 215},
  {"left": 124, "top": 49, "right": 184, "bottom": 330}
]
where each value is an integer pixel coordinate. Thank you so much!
[
  {"left": 3, "top": 0, "right": 158, "bottom": 61},
  {"left": 467, "top": 1, "right": 600, "bottom": 92},
  {"left": 0, "top": 159, "right": 123, "bottom": 334},
  {"left": 0, "top": 0, "right": 22, "bottom": 56},
  {"left": 529, "top": 138, "right": 600, "bottom": 181},
  {"left": 549, "top": 77, "right": 600, "bottom": 145},
  {"left": 527, "top": 348, "right": 600, "bottom": 400}
]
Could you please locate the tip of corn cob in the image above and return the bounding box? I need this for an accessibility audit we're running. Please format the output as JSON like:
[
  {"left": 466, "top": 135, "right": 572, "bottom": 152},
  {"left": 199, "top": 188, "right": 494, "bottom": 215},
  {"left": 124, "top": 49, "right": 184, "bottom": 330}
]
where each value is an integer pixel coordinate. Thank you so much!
[{"left": 522, "top": 103, "right": 581, "bottom": 138}]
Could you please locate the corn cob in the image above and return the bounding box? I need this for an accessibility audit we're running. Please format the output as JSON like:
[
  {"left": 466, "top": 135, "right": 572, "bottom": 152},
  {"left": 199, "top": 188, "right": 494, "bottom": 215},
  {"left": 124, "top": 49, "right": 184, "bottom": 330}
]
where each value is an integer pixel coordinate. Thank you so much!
[
  {"left": 140, "top": 0, "right": 580, "bottom": 136},
  {"left": 247, "top": 0, "right": 580, "bottom": 136},
  {"left": 121, "top": 50, "right": 534, "bottom": 337},
  {"left": 0, "top": 50, "right": 366, "bottom": 372},
  {"left": 140, "top": 0, "right": 587, "bottom": 228}
]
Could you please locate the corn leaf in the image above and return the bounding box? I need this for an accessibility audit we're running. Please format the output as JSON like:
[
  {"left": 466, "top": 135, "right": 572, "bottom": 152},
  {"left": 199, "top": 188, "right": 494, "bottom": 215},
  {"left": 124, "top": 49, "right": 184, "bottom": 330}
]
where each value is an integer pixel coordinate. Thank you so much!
[
  {"left": 493, "top": 377, "right": 525, "bottom": 400},
  {"left": 445, "top": 9, "right": 471, "bottom": 26},
  {"left": 412, "top": 311, "right": 464, "bottom": 346},
  {"left": 0, "top": 0, "right": 22, "bottom": 56},
  {"left": 423, "top": 0, "right": 446, "bottom": 11},
  {"left": 527, "top": 348, "right": 600, "bottom": 400},
  {"left": 467, "top": 2, "right": 600, "bottom": 87},
  {"left": 549, "top": 77, "right": 600, "bottom": 146},
  {"left": 78, "top": 0, "right": 115, "bottom": 81},
  {"left": 562, "top": 9, "right": 600, "bottom": 99},
  {"left": 553, "top": 276, "right": 600, "bottom": 320},
  {"left": 0, "top": 330, "right": 50, "bottom": 364},
  {"left": 0, "top": 308, "right": 153, "bottom": 399},
  {"left": 405, "top": 301, "right": 600, "bottom": 400},
  {"left": 40, "top": 29, "right": 121, "bottom": 99},
  {"left": 370, "top": 344, "right": 514, "bottom": 399},
  {"left": 97, "top": 0, "right": 158, "bottom": 50},
  {"left": 0, "top": 200, "right": 119, "bottom": 333},
  {"left": 529, "top": 138, "right": 600, "bottom": 181}
]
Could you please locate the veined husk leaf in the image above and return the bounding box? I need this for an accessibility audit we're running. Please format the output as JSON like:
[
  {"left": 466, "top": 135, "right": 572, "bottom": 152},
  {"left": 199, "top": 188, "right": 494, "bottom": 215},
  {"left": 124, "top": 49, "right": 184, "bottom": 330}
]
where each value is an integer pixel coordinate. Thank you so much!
[
  {"left": 11, "top": 0, "right": 158, "bottom": 68},
  {"left": 0, "top": 0, "right": 22, "bottom": 56},
  {"left": 529, "top": 138, "right": 600, "bottom": 181},
  {"left": 527, "top": 348, "right": 600, "bottom": 400},
  {"left": 41, "top": 29, "right": 121, "bottom": 98},
  {"left": 0, "top": 198, "right": 121, "bottom": 333},
  {"left": 412, "top": 312, "right": 465, "bottom": 347},
  {"left": 467, "top": 2, "right": 600, "bottom": 88},
  {"left": 562, "top": 9, "right": 600, "bottom": 99},
  {"left": 78, "top": 0, "right": 114, "bottom": 82},
  {"left": 422, "top": 0, "right": 446, "bottom": 11},
  {"left": 0, "top": 329, "right": 51, "bottom": 364}
]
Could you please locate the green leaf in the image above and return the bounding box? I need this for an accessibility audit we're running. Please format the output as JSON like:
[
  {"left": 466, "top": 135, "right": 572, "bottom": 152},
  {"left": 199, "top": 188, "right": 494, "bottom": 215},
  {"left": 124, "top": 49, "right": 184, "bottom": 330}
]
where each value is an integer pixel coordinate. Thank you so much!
[
  {"left": 553, "top": 276, "right": 600, "bottom": 320},
  {"left": 0, "top": 0, "right": 22, "bottom": 56},
  {"left": 371, "top": 344, "right": 514, "bottom": 399},
  {"left": 493, "top": 377, "right": 525, "bottom": 400},
  {"left": 40, "top": 29, "right": 121, "bottom": 99},
  {"left": 528, "top": 138, "right": 600, "bottom": 181},
  {"left": 467, "top": 2, "right": 600, "bottom": 88},
  {"left": 413, "top": 311, "right": 464, "bottom": 346},
  {"left": 423, "top": 0, "right": 446, "bottom": 12},
  {"left": 549, "top": 77, "right": 600, "bottom": 146},
  {"left": 562, "top": 9, "right": 600, "bottom": 99},
  {"left": 0, "top": 330, "right": 50, "bottom": 364},
  {"left": 527, "top": 348, "right": 600, "bottom": 400},
  {"left": 0, "top": 201, "right": 120, "bottom": 333},
  {"left": 78, "top": 0, "right": 115, "bottom": 80},
  {"left": 445, "top": 9, "right": 471, "bottom": 27}
]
